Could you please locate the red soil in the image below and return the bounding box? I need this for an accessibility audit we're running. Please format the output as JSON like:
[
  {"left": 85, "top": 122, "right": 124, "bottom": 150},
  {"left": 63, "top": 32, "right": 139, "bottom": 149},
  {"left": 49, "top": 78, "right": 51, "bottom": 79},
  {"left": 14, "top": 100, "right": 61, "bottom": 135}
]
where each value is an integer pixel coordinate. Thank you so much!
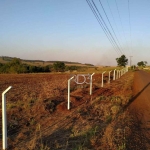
[{"left": 129, "top": 70, "right": 150, "bottom": 149}]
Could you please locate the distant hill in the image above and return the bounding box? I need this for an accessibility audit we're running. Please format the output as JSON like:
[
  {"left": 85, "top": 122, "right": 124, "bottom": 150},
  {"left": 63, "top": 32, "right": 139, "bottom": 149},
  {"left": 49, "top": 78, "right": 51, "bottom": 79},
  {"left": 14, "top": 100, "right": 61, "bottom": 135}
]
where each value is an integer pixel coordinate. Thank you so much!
[{"left": 0, "top": 56, "right": 94, "bottom": 67}]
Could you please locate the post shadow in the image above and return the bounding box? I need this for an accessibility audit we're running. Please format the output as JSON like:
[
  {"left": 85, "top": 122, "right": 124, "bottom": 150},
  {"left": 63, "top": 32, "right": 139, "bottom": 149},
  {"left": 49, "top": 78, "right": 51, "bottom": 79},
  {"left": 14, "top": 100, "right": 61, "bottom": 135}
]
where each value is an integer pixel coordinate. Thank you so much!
[{"left": 123, "top": 82, "right": 150, "bottom": 112}]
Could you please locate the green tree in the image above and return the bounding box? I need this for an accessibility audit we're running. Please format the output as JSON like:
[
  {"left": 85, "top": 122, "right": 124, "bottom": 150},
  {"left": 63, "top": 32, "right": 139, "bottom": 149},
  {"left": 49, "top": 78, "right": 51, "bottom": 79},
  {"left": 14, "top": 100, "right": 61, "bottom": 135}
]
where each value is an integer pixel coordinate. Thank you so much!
[
  {"left": 116, "top": 55, "right": 128, "bottom": 67},
  {"left": 53, "top": 62, "right": 65, "bottom": 72},
  {"left": 43, "top": 65, "right": 50, "bottom": 72},
  {"left": 137, "top": 61, "right": 147, "bottom": 67},
  {"left": 4, "top": 58, "right": 28, "bottom": 73},
  {"left": 10, "top": 58, "right": 21, "bottom": 66},
  {"left": 8, "top": 58, "right": 22, "bottom": 73}
]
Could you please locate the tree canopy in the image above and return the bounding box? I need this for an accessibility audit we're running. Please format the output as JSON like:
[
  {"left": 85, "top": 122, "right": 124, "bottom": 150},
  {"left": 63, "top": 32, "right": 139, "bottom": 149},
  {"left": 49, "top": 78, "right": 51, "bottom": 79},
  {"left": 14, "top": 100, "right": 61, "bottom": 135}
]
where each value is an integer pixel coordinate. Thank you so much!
[
  {"left": 116, "top": 55, "right": 128, "bottom": 67},
  {"left": 0, "top": 58, "right": 50, "bottom": 73},
  {"left": 0, "top": 58, "right": 88, "bottom": 74},
  {"left": 53, "top": 62, "right": 65, "bottom": 72},
  {"left": 137, "top": 61, "right": 147, "bottom": 67}
]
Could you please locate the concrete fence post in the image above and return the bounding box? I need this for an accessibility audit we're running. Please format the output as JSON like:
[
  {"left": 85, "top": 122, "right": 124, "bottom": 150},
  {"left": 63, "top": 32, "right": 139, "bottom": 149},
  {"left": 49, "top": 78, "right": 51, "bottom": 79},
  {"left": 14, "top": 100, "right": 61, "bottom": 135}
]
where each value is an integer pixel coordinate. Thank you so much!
[
  {"left": 120, "top": 70, "right": 122, "bottom": 77},
  {"left": 101, "top": 71, "right": 106, "bottom": 87},
  {"left": 126, "top": 66, "right": 128, "bottom": 72},
  {"left": 68, "top": 76, "right": 74, "bottom": 110},
  {"left": 90, "top": 73, "right": 95, "bottom": 95},
  {"left": 123, "top": 68, "right": 125, "bottom": 74},
  {"left": 122, "top": 69, "right": 124, "bottom": 75},
  {"left": 113, "top": 69, "right": 116, "bottom": 80},
  {"left": 2, "top": 86, "right": 12, "bottom": 150},
  {"left": 116, "top": 70, "right": 118, "bottom": 79},
  {"left": 119, "top": 70, "right": 121, "bottom": 78},
  {"left": 108, "top": 70, "right": 112, "bottom": 84}
]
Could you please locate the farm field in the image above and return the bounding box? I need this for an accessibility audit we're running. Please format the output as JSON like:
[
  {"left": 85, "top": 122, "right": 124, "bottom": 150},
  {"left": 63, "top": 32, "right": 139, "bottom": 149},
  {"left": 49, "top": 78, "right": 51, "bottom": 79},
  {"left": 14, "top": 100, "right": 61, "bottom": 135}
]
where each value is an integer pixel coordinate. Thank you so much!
[{"left": 0, "top": 70, "right": 149, "bottom": 149}]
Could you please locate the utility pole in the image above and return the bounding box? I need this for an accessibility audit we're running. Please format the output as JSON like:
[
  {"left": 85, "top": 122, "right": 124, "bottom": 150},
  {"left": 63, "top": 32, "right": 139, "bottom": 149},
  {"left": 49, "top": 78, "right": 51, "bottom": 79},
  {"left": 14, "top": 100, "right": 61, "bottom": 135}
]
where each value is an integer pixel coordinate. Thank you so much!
[{"left": 129, "top": 56, "right": 133, "bottom": 67}]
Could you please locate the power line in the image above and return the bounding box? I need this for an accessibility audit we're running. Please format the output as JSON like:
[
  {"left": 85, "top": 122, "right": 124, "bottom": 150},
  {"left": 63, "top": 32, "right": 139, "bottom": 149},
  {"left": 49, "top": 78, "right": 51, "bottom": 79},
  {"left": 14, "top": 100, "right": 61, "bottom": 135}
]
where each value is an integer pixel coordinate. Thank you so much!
[
  {"left": 87, "top": 0, "right": 120, "bottom": 54},
  {"left": 91, "top": 0, "right": 123, "bottom": 54},
  {"left": 98, "top": 0, "right": 125, "bottom": 55},
  {"left": 106, "top": 0, "right": 125, "bottom": 53},
  {"left": 86, "top": 0, "right": 120, "bottom": 55},
  {"left": 115, "top": 0, "right": 130, "bottom": 55},
  {"left": 128, "top": 0, "right": 132, "bottom": 55},
  {"left": 86, "top": 0, "right": 123, "bottom": 55}
]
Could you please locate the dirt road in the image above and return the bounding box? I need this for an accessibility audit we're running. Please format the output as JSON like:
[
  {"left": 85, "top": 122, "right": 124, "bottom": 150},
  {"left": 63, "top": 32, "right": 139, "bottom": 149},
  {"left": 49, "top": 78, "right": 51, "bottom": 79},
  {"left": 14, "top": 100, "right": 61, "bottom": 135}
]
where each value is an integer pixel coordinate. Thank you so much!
[{"left": 129, "top": 70, "right": 150, "bottom": 149}]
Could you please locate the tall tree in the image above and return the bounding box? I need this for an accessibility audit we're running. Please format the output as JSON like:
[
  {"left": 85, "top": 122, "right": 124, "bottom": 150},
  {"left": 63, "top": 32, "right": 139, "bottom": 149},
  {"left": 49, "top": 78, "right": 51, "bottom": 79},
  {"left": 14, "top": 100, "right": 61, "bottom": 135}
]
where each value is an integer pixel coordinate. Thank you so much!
[
  {"left": 116, "top": 55, "right": 128, "bottom": 67},
  {"left": 53, "top": 62, "right": 65, "bottom": 72},
  {"left": 137, "top": 61, "right": 147, "bottom": 67}
]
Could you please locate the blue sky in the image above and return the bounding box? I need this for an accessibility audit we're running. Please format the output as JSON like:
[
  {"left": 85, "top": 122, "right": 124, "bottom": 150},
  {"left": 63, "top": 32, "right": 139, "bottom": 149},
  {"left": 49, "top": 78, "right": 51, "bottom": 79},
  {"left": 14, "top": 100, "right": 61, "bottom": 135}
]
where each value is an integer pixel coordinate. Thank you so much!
[{"left": 0, "top": 0, "right": 150, "bottom": 66}]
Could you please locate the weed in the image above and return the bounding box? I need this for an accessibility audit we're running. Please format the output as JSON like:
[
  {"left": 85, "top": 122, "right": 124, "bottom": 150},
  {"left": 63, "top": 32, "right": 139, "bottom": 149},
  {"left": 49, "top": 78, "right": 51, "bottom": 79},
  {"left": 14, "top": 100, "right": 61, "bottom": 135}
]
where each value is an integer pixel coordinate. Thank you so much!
[
  {"left": 99, "top": 95, "right": 106, "bottom": 101},
  {"left": 7, "top": 102, "right": 16, "bottom": 109},
  {"left": 72, "top": 126, "right": 98, "bottom": 149},
  {"left": 44, "top": 100, "right": 57, "bottom": 113},
  {"left": 118, "top": 143, "right": 126, "bottom": 150},
  {"left": 92, "top": 97, "right": 101, "bottom": 106},
  {"left": 111, "top": 105, "right": 120, "bottom": 115},
  {"left": 29, "top": 117, "right": 36, "bottom": 125},
  {"left": 89, "top": 126, "right": 98, "bottom": 137},
  {"left": 35, "top": 124, "right": 50, "bottom": 150},
  {"left": 39, "top": 143, "right": 50, "bottom": 150},
  {"left": 82, "top": 126, "right": 99, "bottom": 148},
  {"left": 106, "top": 115, "right": 112, "bottom": 123},
  {"left": 77, "top": 108, "right": 82, "bottom": 114},
  {"left": 54, "top": 140, "right": 60, "bottom": 149},
  {"left": 71, "top": 128, "right": 79, "bottom": 137},
  {"left": 110, "top": 96, "right": 116, "bottom": 102},
  {"left": 29, "top": 98, "right": 37, "bottom": 106},
  {"left": 73, "top": 145, "right": 84, "bottom": 150}
]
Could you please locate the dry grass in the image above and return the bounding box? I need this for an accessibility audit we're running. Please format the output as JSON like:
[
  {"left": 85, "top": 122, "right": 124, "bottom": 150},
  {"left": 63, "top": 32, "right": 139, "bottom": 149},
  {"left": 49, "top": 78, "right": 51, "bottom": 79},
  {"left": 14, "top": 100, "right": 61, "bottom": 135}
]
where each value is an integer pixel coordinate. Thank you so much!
[{"left": 0, "top": 71, "right": 136, "bottom": 150}]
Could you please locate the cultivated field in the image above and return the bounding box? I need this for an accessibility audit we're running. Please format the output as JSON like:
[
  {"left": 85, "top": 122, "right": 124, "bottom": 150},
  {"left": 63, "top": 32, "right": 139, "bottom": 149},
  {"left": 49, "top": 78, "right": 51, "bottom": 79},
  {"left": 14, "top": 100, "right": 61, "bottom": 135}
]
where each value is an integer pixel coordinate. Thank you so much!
[{"left": 0, "top": 71, "right": 141, "bottom": 150}]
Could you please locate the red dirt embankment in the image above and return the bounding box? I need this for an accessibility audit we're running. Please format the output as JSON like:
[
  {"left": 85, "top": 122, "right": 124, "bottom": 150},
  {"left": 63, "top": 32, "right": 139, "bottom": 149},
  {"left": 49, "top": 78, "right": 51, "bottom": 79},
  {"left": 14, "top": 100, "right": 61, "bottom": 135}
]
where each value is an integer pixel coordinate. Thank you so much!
[{"left": 129, "top": 70, "right": 150, "bottom": 148}]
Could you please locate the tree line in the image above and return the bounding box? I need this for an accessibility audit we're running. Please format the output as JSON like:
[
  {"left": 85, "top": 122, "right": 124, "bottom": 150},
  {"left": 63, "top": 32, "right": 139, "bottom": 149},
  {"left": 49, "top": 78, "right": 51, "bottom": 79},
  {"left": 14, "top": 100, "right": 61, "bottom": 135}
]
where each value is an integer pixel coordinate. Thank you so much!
[
  {"left": 0, "top": 58, "right": 84, "bottom": 74},
  {"left": 0, "top": 58, "right": 50, "bottom": 73},
  {"left": 116, "top": 55, "right": 148, "bottom": 68}
]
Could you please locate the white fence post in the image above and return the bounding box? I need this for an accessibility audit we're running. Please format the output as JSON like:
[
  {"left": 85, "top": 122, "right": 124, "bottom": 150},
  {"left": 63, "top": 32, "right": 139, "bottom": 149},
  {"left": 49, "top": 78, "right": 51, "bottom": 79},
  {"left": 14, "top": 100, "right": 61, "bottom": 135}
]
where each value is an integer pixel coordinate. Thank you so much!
[
  {"left": 68, "top": 76, "right": 74, "bottom": 110},
  {"left": 116, "top": 70, "right": 118, "bottom": 79},
  {"left": 119, "top": 69, "right": 122, "bottom": 78},
  {"left": 127, "top": 66, "right": 129, "bottom": 72},
  {"left": 2, "top": 86, "right": 12, "bottom": 150},
  {"left": 122, "top": 69, "right": 124, "bottom": 75},
  {"left": 113, "top": 69, "right": 116, "bottom": 80},
  {"left": 119, "top": 70, "right": 121, "bottom": 78},
  {"left": 108, "top": 70, "right": 112, "bottom": 83},
  {"left": 101, "top": 71, "right": 106, "bottom": 87},
  {"left": 90, "top": 73, "right": 95, "bottom": 95}
]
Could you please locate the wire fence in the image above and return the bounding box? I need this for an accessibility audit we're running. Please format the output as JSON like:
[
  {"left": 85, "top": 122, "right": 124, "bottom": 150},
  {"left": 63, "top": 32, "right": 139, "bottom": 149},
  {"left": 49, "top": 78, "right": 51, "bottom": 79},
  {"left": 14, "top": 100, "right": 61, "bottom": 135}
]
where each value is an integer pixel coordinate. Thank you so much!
[{"left": 0, "top": 70, "right": 130, "bottom": 149}]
